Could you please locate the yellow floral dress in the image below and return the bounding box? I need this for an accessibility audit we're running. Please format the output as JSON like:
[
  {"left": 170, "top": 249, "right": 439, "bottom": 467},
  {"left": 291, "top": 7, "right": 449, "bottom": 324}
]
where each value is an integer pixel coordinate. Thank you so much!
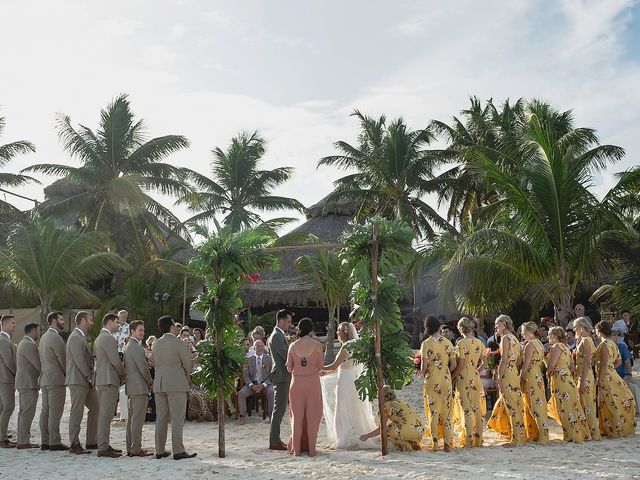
[
  {"left": 420, "top": 335, "right": 455, "bottom": 449},
  {"left": 452, "top": 337, "right": 485, "bottom": 447},
  {"left": 575, "top": 336, "right": 600, "bottom": 441},
  {"left": 384, "top": 398, "right": 427, "bottom": 451},
  {"left": 594, "top": 339, "right": 636, "bottom": 437},
  {"left": 520, "top": 339, "right": 549, "bottom": 445},
  {"left": 487, "top": 333, "right": 526, "bottom": 445},
  {"left": 547, "top": 343, "right": 590, "bottom": 442}
]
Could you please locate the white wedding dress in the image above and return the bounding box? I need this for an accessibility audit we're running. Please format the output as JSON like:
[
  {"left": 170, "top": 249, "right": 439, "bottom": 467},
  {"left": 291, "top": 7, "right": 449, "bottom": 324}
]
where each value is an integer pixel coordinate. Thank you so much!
[{"left": 320, "top": 354, "right": 378, "bottom": 449}]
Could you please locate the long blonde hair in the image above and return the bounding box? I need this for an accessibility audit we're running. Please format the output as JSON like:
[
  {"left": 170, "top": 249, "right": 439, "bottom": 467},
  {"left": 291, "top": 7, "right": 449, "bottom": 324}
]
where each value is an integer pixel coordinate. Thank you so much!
[
  {"left": 338, "top": 322, "right": 359, "bottom": 343},
  {"left": 495, "top": 314, "right": 515, "bottom": 334}
]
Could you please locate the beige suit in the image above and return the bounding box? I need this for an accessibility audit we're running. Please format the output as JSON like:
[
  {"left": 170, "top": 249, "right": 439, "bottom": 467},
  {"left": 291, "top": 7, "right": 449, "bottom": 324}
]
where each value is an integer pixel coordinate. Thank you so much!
[
  {"left": 152, "top": 333, "right": 191, "bottom": 455},
  {"left": 66, "top": 327, "right": 98, "bottom": 447},
  {"left": 124, "top": 338, "right": 152, "bottom": 454},
  {"left": 0, "top": 332, "right": 16, "bottom": 442},
  {"left": 38, "top": 328, "right": 66, "bottom": 446},
  {"left": 15, "top": 336, "right": 40, "bottom": 445},
  {"left": 93, "top": 329, "right": 124, "bottom": 452}
]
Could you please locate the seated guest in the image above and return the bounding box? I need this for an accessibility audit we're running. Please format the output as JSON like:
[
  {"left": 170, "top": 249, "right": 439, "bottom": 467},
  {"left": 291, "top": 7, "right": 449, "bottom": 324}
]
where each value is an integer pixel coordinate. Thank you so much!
[
  {"left": 247, "top": 327, "right": 267, "bottom": 356},
  {"left": 613, "top": 330, "right": 633, "bottom": 379},
  {"left": 241, "top": 338, "right": 251, "bottom": 357},
  {"left": 566, "top": 329, "right": 577, "bottom": 352},
  {"left": 192, "top": 328, "right": 205, "bottom": 346},
  {"left": 237, "top": 340, "right": 273, "bottom": 425}
]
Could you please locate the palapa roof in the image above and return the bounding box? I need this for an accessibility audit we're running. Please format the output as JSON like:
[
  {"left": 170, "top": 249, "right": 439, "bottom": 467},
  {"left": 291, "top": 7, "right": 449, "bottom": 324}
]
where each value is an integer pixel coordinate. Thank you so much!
[{"left": 241, "top": 195, "right": 358, "bottom": 308}]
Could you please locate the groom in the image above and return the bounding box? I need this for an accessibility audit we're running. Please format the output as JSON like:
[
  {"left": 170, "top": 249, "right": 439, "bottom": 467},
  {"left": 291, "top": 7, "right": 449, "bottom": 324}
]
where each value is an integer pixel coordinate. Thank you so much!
[{"left": 267, "top": 309, "right": 292, "bottom": 450}]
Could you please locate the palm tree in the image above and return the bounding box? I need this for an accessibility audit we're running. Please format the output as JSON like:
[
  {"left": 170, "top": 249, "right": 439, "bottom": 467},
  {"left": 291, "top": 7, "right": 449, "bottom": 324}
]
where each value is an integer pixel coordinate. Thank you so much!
[
  {"left": 23, "top": 94, "right": 190, "bottom": 259},
  {"left": 0, "top": 215, "right": 129, "bottom": 328},
  {"left": 0, "top": 112, "right": 37, "bottom": 213},
  {"left": 179, "top": 131, "right": 304, "bottom": 232},
  {"left": 318, "top": 110, "right": 453, "bottom": 240},
  {"left": 295, "top": 236, "right": 353, "bottom": 362},
  {"left": 438, "top": 100, "right": 626, "bottom": 325},
  {"left": 428, "top": 97, "right": 525, "bottom": 228}
]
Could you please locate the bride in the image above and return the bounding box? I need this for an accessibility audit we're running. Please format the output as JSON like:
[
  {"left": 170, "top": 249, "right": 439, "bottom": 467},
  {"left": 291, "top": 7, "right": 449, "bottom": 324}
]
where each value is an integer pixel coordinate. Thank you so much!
[{"left": 320, "top": 322, "right": 377, "bottom": 449}]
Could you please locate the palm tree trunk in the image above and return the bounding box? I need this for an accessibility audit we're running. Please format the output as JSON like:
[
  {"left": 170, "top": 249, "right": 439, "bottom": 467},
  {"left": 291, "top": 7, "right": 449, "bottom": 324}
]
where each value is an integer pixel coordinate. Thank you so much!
[
  {"left": 216, "top": 330, "right": 225, "bottom": 458},
  {"left": 324, "top": 304, "right": 337, "bottom": 363},
  {"left": 556, "top": 260, "right": 573, "bottom": 327},
  {"left": 39, "top": 298, "right": 51, "bottom": 330}
]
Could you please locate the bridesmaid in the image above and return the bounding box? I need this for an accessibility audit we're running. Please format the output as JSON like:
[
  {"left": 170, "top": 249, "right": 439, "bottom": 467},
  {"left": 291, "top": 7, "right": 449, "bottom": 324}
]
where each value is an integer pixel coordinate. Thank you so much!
[
  {"left": 488, "top": 314, "right": 526, "bottom": 446},
  {"left": 594, "top": 321, "right": 636, "bottom": 437},
  {"left": 573, "top": 317, "right": 601, "bottom": 441},
  {"left": 286, "top": 318, "right": 324, "bottom": 456},
  {"left": 420, "top": 315, "right": 456, "bottom": 451},
  {"left": 546, "top": 326, "right": 590, "bottom": 443},
  {"left": 451, "top": 317, "right": 485, "bottom": 447},
  {"left": 519, "top": 322, "right": 549, "bottom": 445}
]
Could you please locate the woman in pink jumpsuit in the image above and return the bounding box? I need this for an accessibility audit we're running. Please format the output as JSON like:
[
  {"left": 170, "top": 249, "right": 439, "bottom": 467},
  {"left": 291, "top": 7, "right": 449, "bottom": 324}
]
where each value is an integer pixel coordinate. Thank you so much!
[{"left": 286, "top": 317, "right": 324, "bottom": 456}]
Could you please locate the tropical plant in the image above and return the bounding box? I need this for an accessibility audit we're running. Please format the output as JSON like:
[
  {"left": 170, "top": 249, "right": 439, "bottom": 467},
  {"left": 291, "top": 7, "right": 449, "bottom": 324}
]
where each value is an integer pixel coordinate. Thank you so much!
[
  {"left": 342, "top": 217, "right": 416, "bottom": 401},
  {"left": 0, "top": 112, "right": 37, "bottom": 213},
  {"left": 318, "top": 110, "right": 453, "bottom": 240},
  {"left": 428, "top": 97, "right": 525, "bottom": 228},
  {"left": 295, "top": 235, "right": 353, "bottom": 362},
  {"left": 179, "top": 131, "right": 304, "bottom": 232},
  {"left": 438, "top": 100, "right": 626, "bottom": 325},
  {"left": 189, "top": 221, "right": 279, "bottom": 457},
  {"left": 0, "top": 215, "right": 129, "bottom": 327},
  {"left": 23, "top": 94, "right": 190, "bottom": 260}
]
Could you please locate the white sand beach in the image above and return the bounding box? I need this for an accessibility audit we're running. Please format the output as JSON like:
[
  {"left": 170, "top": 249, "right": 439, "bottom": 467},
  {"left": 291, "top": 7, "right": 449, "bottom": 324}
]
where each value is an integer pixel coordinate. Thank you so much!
[{"left": 4, "top": 375, "right": 640, "bottom": 480}]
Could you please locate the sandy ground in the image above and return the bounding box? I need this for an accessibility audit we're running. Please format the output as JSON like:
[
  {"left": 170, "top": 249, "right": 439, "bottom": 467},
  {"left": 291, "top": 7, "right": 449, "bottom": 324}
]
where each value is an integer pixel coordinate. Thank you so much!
[{"left": 3, "top": 374, "right": 640, "bottom": 480}]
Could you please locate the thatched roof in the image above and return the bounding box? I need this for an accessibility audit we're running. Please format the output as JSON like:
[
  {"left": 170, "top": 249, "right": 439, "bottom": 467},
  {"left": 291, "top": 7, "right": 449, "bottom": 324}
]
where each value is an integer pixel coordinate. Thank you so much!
[{"left": 241, "top": 195, "right": 359, "bottom": 308}]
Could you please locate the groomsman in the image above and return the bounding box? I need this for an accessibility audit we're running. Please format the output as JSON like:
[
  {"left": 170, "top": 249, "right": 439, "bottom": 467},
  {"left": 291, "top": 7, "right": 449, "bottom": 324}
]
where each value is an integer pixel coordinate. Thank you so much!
[
  {"left": 268, "top": 309, "right": 293, "bottom": 450},
  {"left": 94, "top": 313, "right": 125, "bottom": 458},
  {"left": 15, "top": 323, "right": 41, "bottom": 449},
  {"left": 66, "top": 311, "right": 98, "bottom": 454},
  {"left": 124, "top": 320, "right": 153, "bottom": 457},
  {"left": 153, "top": 315, "right": 197, "bottom": 460},
  {"left": 0, "top": 314, "right": 17, "bottom": 448},
  {"left": 39, "top": 311, "right": 69, "bottom": 451}
]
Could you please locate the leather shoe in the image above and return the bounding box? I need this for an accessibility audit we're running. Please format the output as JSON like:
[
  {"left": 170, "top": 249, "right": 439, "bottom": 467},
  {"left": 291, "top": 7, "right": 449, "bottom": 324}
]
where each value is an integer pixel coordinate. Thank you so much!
[
  {"left": 269, "top": 441, "right": 287, "bottom": 451},
  {"left": 155, "top": 451, "right": 171, "bottom": 459},
  {"left": 173, "top": 451, "right": 197, "bottom": 460},
  {"left": 130, "top": 449, "right": 153, "bottom": 457},
  {"left": 108, "top": 445, "right": 123, "bottom": 454},
  {"left": 86, "top": 444, "right": 98, "bottom": 449},
  {"left": 0, "top": 440, "right": 16, "bottom": 448},
  {"left": 50, "top": 444, "right": 70, "bottom": 451},
  {"left": 70, "top": 444, "right": 91, "bottom": 455},
  {"left": 40, "top": 444, "right": 50, "bottom": 451},
  {"left": 17, "top": 443, "right": 40, "bottom": 449},
  {"left": 97, "top": 449, "right": 122, "bottom": 458}
]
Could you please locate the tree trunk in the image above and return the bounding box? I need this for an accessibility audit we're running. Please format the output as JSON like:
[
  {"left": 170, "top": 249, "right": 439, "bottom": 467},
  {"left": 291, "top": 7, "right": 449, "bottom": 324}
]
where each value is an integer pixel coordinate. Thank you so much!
[
  {"left": 371, "top": 223, "right": 388, "bottom": 456},
  {"left": 556, "top": 260, "right": 573, "bottom": 327},
  {"left": 39, "top": 299, "right": 51, "bottom": 331},
  {"left": 216, "top": 331, "right": 225, "bottom": 458},
  {"left": 324, "top": 304, "right": 337, "bottom": 363}
]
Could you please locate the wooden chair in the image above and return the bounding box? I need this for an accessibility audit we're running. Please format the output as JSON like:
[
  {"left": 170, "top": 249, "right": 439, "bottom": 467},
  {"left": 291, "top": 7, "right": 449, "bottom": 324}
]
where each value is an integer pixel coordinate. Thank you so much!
[{"left": 245, "top": 392, "right": 268, "bottom": 420}]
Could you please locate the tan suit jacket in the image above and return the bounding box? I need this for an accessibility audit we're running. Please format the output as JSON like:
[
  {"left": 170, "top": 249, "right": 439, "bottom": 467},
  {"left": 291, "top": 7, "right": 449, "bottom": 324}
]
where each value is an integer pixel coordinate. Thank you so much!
[
  {"left": 39, "top": 328, "right": 66, "bottom": 387},
  {"left": 94, "top": 329, "right": 124, "bottom": 387},
  {"left": 152, "top": 333, "right": 191, "bottom": 393},
  {"left": 0, "top": 333, "right": 16, "bottom": 385},
  {"left": 124, "top": 338, "right": 152, "bottom": 395},
  {"left": 66, "top": 328, "right": 94, "bottom": 386},
  {"left": 15, "top": 337, "right": 40, "bottom": 390}
]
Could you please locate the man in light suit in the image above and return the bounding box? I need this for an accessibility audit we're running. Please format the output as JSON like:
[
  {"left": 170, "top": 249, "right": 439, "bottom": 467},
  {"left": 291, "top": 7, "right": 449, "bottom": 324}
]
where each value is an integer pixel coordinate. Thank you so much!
[
  {"left": 124, "top": 320, "right": 153, "bottom": 457},
  {"left": 94, "top": 313, "right": 125, "bottom": 458},
  {"left": 152, "top": 315, "right": 196, "bottom": 460},
  {"left": 66, "top": 311, "right": 99, "bottom": 454},
  {"left": 238, "top": 340, "right": 273, "bottom": 424},
  {"left": 39, "top": 311, "right": 69, "bottom": 451},
  {"left": 0, "top": 314, "right": 17, "bottom": 448},
  {"left": 15, "top": 323, "right": 41, "bottom": 449},
  {"left": 267, "top": 309, "right": 292, "bottom": 450}
]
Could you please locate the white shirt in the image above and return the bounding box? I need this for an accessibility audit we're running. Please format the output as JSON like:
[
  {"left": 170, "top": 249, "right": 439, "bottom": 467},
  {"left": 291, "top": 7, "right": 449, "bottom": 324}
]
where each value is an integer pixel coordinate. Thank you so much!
[
  {"left": 101, "top": 328, "right": 111, "bottom": 335},
  {"left": 0, "top": 331, "right": 10, "bottom": 340},
  {"left": 612, "top": 319, "right": 629, "bottom": 335},
  {"left": 74, "top": 327, "right": 86, "bottom": 337},
  {"left": 47, "top": 327, "right": 59, "bottom": 335},
  {"left": 25, "top": 335, "right": 37, "bottom": 344}
]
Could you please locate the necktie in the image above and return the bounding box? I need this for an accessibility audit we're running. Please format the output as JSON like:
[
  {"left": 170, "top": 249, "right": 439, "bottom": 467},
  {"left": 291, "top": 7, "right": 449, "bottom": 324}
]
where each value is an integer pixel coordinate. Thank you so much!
[{"left": 256, "top": 356, "right": 262, "bottom": 383}]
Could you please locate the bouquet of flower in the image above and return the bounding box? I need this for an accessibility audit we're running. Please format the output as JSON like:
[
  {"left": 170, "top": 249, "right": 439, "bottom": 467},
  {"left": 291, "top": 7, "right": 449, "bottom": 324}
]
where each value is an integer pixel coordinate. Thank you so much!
[
  {"left": 486, "top": 348, "right": 501, "bottom": 370},
  {"left": 413, "top": 352, "right": 422, "bottom": 370}
]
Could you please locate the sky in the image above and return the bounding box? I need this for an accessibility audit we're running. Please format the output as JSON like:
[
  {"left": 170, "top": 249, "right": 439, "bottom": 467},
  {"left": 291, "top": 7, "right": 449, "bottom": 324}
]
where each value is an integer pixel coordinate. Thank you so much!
[{"left": 1, "top": 0, "right": 639, "bottom": 231}]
